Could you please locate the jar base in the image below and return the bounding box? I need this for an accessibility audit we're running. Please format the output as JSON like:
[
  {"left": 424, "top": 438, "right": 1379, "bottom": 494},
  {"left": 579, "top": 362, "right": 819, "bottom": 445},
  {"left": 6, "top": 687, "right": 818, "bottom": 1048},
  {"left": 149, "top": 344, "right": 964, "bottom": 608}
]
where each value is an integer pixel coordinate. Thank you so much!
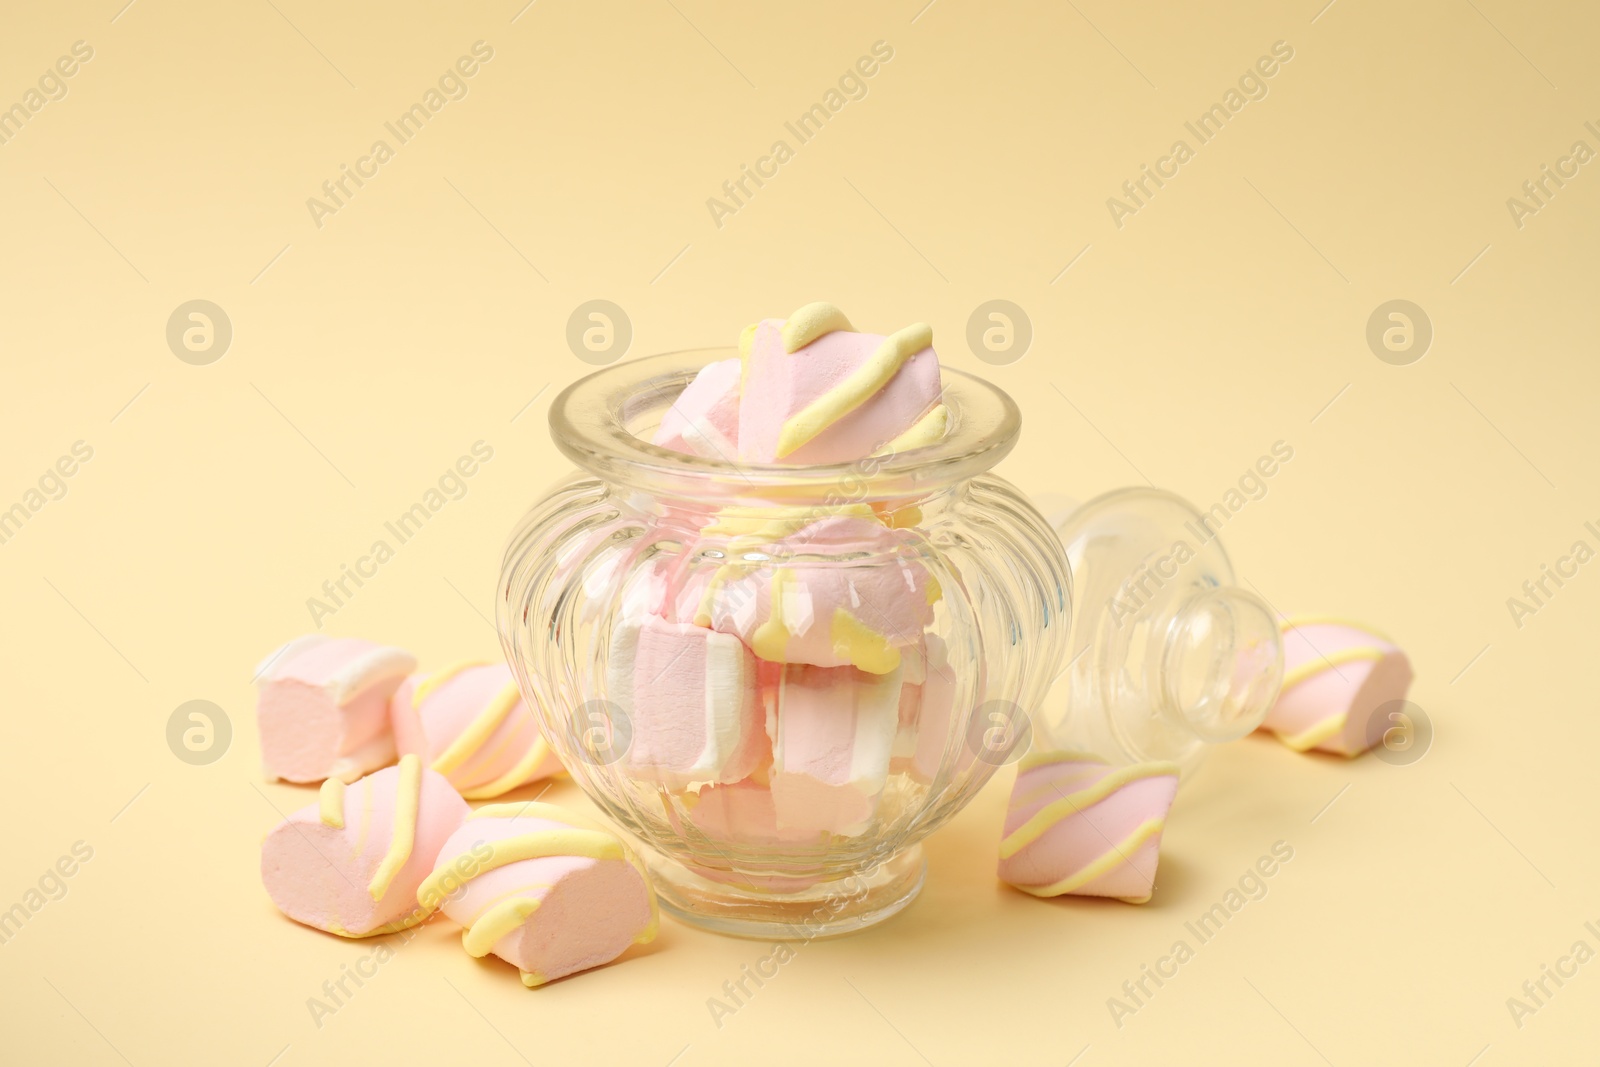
[{"left": 649, "top": 846, "right": 926, "bottom": 941}]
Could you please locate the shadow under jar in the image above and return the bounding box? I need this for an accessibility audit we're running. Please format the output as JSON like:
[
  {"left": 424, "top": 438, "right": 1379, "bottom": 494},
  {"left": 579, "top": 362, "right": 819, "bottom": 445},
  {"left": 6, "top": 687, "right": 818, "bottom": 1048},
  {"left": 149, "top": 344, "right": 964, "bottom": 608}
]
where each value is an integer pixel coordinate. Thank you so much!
[{"left": 499, "top": 349, "right": 1070, "bottom": 939}]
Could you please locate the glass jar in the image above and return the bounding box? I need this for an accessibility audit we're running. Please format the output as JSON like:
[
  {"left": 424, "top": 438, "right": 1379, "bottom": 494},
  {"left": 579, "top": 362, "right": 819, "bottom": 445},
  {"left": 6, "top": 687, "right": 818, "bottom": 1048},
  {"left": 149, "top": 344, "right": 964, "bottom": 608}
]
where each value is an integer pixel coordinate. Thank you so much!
[
  {"left": 1037, "top": 487, "right": 1285, "bottom": 773},
  {"left": 498, "top": 349, "right": 1070, "bottom": 938}
]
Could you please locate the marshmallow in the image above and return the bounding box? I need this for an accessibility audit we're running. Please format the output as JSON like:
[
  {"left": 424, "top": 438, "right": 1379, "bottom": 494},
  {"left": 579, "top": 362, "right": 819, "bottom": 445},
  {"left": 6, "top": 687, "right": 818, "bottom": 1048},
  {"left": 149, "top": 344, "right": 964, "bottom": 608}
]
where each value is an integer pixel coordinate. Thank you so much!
[
  {"left": 767, "top": 662, "right": 902, "bottom": 838},
  {"left": 260, "top": 755, "right": 469, "bottom": 936},
  {"left": 419, "top": 802, "right": 657, "bottom": 987},
  {"left": 391, "top": 662, "right": 564, "bottom": 800},
  {"left": 737, "top": 303, "right": 946, "bottom": 464},
  {"left": 653, "top": 357, "right": 742, "bottom": 460},
  {"left": 890, "top": 634, "right": 958, "bottom": 785},
  {"left": 997, "top": 752, "right": 1179, "bottom": 903},
  {"left": 254, "top": 635, "right": 414, "bottom": 783},
  {"left": 677, "top": 514, "right": 937, "bottom": 675},
  {"left": 607, "top": 615, "right": 769, "bottom": 787},
  {"left": 1259, "top": 615, "right": 1415, "bottom": 756},
  {"left": 687, "top": 779, "right": 802, "bottom": 845}
]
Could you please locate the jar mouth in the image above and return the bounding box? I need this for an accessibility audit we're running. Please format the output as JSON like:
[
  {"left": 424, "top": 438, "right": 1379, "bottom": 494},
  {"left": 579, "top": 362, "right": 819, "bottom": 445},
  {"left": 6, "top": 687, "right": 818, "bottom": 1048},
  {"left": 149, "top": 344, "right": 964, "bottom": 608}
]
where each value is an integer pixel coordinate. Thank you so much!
[{"left": 548, "top": 348, "right": 1021, "bottom": 501}]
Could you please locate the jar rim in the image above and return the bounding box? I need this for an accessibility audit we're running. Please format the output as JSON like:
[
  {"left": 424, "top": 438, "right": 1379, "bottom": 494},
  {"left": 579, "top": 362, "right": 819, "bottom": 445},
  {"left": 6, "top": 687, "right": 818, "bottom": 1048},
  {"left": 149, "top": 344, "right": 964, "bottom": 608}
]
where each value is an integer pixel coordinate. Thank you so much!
[{"left": 547, "top": 348, "right": 1021, "bottom": 500}]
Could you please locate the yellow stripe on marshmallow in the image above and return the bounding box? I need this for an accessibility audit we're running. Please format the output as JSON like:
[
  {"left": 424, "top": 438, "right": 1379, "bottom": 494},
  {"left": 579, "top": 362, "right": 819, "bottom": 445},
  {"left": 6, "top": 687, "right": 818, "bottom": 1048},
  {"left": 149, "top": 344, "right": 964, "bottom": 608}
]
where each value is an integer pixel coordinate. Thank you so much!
[{"left": 775, "top": 322, "right": 933, "bottom": 459}]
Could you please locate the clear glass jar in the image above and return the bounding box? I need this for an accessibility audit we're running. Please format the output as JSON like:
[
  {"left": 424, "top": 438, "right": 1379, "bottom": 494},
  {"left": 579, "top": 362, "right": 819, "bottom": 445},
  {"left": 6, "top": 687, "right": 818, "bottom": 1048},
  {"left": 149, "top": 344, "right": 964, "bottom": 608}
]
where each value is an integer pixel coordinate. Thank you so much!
[
  {"left": 498, "top": 349, "right": 1070, "bottom": 938},
  {"left": 1038, "top": 488, "right": 1285, "bottom": 774}
]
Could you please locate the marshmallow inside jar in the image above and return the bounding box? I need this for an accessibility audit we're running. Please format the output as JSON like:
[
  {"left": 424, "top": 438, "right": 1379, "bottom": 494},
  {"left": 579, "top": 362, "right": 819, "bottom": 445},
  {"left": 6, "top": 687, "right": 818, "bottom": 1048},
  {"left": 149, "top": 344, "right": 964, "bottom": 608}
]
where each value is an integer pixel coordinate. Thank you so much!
[
  {"left": 604, "top": 491, "right": 968, "bottom": 880},
  {"left": 502, "top": 303, "right": 1070, "bottom": 938}
]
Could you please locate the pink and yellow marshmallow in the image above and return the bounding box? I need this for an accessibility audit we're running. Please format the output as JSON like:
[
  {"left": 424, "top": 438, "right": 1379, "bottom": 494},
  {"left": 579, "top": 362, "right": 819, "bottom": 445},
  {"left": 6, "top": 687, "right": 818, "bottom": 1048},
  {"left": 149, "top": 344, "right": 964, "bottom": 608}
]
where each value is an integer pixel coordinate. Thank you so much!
[
  {"left": 653, "top": 356, "right": 742, "bottom": 460},
  {"left": 649, "top": 301, "right": 948, "bottom": 464},
  {"left": 765, "top": 662, "right": 903, "bottom": 838},
  {"left": 998, "top": 751, "right": 1180, "bottom": 903},
  {"left": 260, "top": 754, "right": 470, "bottom": 936},
  {"left": 685, "top": 648, "right": 955, "bottom": 841},
  {"left": 254, "top": 634, "right": 415, "bottom": 783},
  {"left": 607, "top": 614, "right": 770, "bottom": 787},
  {"left": 390, "top": 661, "right": 564, "bottom": 800},
  {"left": 1258, "top": 615, "right": 1414, "bottom": 756},
  {"left": 736, "top": 302, "right": 947, "bottom": 463},
  {"left": 686, "top": 778, "right": 808, "bottom": 845},
  {"left": 672, "top": 511, "right": 938, "bottom": 676},
  {"left": 890, "top": 634, "right": 959, "bottom": 785},
  {"left": 419, "top": 801, "right": 658, "bottom": 987}
]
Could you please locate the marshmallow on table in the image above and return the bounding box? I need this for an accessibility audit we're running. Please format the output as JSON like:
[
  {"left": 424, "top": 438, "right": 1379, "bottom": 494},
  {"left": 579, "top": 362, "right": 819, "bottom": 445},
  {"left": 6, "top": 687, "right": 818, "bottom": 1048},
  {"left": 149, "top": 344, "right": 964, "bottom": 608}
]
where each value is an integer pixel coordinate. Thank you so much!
[
  {"left": 419, "top": 802, "right": 657, "bottom": 988},
  {"left": 607, "top": 615, "right": 769, "bottom": 787},
  {"left": 653, "top": 357, "right": 742, "bottom": 460},
  {"left": 767, "top": 662, "right": 902, "bottom": 838},
  {"left": 1259, "top": 615, "right": 1415, "bottom": 756},
  {"left": 391, "top": 662, "right": 564, "bottom": 800},
  {"left": 737, "top": 302, "right": 947, "bottom": 464},
  {"left": 675, "top": 514, "right": 938, "bottom": 676},
  {"left": 998, "top": 752, "right": 1180, "bottom": 903},
  {"left": 255, "top": 635, "right": 414, "bottom": 783},
  {"left": 260, "top": 755, "right": 469, "bottom": 937}
]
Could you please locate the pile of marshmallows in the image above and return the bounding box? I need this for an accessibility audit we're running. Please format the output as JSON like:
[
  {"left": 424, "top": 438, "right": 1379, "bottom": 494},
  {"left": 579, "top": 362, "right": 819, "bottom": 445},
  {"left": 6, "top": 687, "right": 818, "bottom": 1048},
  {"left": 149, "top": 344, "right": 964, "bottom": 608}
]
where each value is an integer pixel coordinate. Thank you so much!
[
  {"left": 255, "top": 640, "right": 650, "bottom": 987},
  {"left": 610, "top": 301, "right": 955, "bottom": 838},
  {"left": 255, "top": 304, "right": 1415, "bottom": 985}
]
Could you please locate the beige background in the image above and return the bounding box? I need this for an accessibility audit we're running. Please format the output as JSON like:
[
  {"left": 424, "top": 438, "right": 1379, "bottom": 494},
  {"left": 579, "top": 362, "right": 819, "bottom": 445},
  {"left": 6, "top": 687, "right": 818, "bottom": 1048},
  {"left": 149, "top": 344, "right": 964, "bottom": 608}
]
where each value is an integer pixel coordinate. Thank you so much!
[{"left": 2, "top": 0, "right": 1596, "bottom": 1063}]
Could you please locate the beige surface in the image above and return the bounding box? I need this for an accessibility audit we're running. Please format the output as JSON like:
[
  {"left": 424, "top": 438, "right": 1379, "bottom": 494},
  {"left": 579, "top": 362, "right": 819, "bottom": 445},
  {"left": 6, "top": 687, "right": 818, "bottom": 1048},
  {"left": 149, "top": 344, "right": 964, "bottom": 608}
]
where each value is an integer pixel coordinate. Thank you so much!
[{"left": 2, "top": 1, "right": 1596, "bottom": 1063}]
